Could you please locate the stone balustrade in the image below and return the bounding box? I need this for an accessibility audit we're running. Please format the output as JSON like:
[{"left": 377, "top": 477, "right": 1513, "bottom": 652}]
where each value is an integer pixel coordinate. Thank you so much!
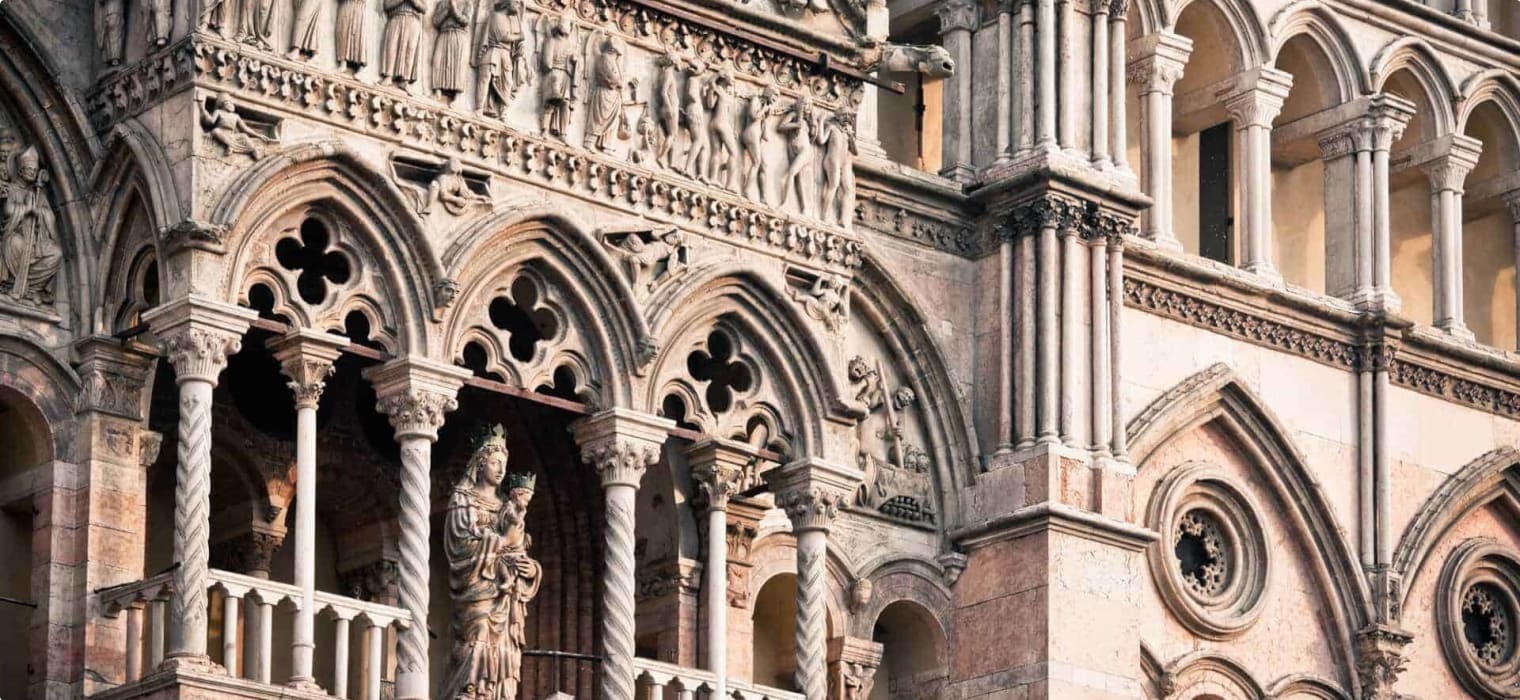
[
  {"left": 99, "top": 568, "right": 410, "bottom": 699},
  {"left": 634, "top": 657, "right": 804, "bottom": 700}
]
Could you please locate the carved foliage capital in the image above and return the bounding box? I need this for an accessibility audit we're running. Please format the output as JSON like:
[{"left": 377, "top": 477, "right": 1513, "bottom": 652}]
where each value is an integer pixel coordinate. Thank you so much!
[
  {"left": 1356, "top": 624, "right": 1412, "bottom": 700},
  {"left": 162, "top": 326, "right": 244, "bottom": 384},
  {"left": 270, "top": 332, "right": 345, "bottom": 409},
  {"left": 571, "top": 409, "right": 673, "bottom": 488},
  {"left": 340, "top": 559, "right": 401, "bottom": 602},
  {"left": 767, "top": 458, "right": 862, "bottom": 533},
  {"left": 376, "top": 390, "right": 459, "bottom": 441},
  {"left": 777, "top": 487, "right": 844, "bottom": 532},
  {"left": 936, "top": 0, "right": 980, "bottom": 33}
]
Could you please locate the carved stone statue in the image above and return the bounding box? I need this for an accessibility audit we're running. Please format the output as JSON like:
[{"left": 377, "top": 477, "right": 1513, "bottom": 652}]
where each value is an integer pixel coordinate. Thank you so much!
[
  {"left": 473, "top": 0, "right": 528, "bottom": 118},
  {"left": 98, "top": 0, "right": 125, "bottom": 67},
  {"left": 432, "top": 0, "right": 472, "bottom": 101},
  {"left": 291, "top": 0, "right": 324, "bottom": 58},
  {"left": 537, "top": 14, "right": 580, "bottom": 139},
  {"left": 818, "top": 113, "right": 857, "bottom": 226},
  {"left": 585, "top": 33, "right": 632, "bottom": 152},
  {"left": 870, "top": 43, "right": 956, "bottom": 79},
  {"left": 605, "top": 226, "right": 688, "bottom": 293},
  {"left": 682, "top": 60, "right": 713, "bottom": 183},
  {"left": 441, "top": 425, "right": 542, "bottom": 700},
  {"left": 145, "top": 0, "right": 172, "bottom": 46},
  {"left": 413, "top": 158, "right": 489, "bottom": 215},
  {"left": 707, "top": 68, "right": 740, "bottom": 190},
  {"left": 630, "top": 109, "right": 661, "bottom": 166},
  {"left": 335, "top": 0, "right": 369, "bottom": 72},
  {"left": 777, "top": 95, "right": 819, "bottom": 217},
  {"left": 381, "top": 0, "right": 431, "bottom": 87},
  {"left": 655, "top": 52, "right": 685, "bottom": 169},
  {"left": 741, "top": 85, "right": 778, "bottom": 203},
  {"left": 0, "top": 147, "right": 60, "bottom": 306},
  {"left": 236, "top": 0, "right": 274, "bottom": 49},
  {"left": 789, "top": 269, "right": 849, "bottom": 331},
  {"left": 200, "top": 92, "right": 273, "bottom": 160}
]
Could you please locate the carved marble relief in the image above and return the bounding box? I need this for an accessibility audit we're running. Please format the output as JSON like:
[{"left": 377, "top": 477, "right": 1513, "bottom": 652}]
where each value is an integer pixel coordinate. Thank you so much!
[
  {"left": 474, "top": 0, "right": 529, "bottom": 116},
  {"left": 848, "top": 356, "right": 935, "bottom": 524},
  {"left": 394, "top": 155, "right": 493, "bottom": 215},
  {"left": 0, "top": 124, "right": 61, "bottom": 308},
  {"left": 98, "top": 0, "right": 127, "bottom": 67},
  {"left": 381, "top": 0, "right": 432, "bottom": 87},
  {"left": 786, "top": 266, "right": 849, "bottom": 332},
  {"left": 200, "top": 92, "right": 277, "bottom": 160},
  {"left": 602, "top": 224, "right": 688, "bottom": 295}
]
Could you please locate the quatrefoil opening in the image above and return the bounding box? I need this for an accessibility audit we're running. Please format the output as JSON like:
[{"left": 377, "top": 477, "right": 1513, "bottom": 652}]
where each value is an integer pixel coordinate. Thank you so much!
[{"left": 275, "top": 218, "right": 352, "bottom": 305}]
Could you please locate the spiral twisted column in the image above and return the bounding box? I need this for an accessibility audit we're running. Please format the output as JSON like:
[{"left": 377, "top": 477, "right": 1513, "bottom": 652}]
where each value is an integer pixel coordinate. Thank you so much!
[
  {"left": 570, "top": 409, "right": 676, "bottom": 700},
  {"left": 365, "top": 358, "right": 469, "bottom": 700},
  {"left": 765, "top": 458, "right": 861, "bottom": 700},
  {"left": 270, "top": 331, "right": 345, "bottom": 690},
  {"left": 142, "top": 297, "right": 256, "bottom": 670}
]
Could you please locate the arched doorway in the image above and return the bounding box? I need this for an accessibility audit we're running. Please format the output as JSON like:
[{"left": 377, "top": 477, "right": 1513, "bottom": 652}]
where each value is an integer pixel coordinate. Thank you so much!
[
  {"left": 0, "top": 385, "right": 52, "bottom": 700},
  {"left": 752, "top": 573, "right": 800, "bottom": 690},
  {"left": 870, "top": 601, "right": 946, "bottom": 699}
]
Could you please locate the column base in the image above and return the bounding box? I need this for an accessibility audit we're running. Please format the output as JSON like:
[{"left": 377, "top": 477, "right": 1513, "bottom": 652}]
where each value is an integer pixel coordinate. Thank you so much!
[
  {"left": 157, "top": 654, "right": 222, "bottom": 675},
  {"left": 1143, "top": 230, "right": 1184, "bottom": 252},
  {"left": 1438, "top": 321, "right": 1476, "bottom": 342},
  {"left": 1346, "top": 287, "right": 1403, "bottom": 314},
  {"left": 286, "top": 679, "right": 325, "bottom": 694},
  {"left": 1243, "top": 262, "right": 1284, "bottom": 286}
]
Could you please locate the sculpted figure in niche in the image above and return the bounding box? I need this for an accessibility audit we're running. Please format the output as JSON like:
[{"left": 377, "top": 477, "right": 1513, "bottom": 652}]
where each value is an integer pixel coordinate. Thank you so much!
[
  {"left": 706, "top": 68, "right": 741, "bottom": 190},
  {"left": 537, "top": 14, "right": 581, "bottom": 139},
  {"left": 682, "top": 59, "right": 713, "bottom": 183},
  {"left": 291, "top": 0, "right": 323, "bottom": 58},
  {"left": 441, "top": 425, "right": 542, "bottom": 700},
  {"left": 235, "top": 0, "right": 275, "bottom": 49},
  {"left": 0, "top": 146, "right": 60, "bottom": 306},
  {"left": 741, "top": 85, "right": 778, "bottom": 203},
  {"left": 381, "top": 0, "right": 431, "bottom": 87},
  {"left": 432, "top": 0, "right": 472, "bottom": 101},
  {"left": 145, "top": 0, "right": 171, "bottom": 46},
  {"left": 335, "top": 0, "right": 369, "bottom": 72},
  {"left": 98, "top": 0, "right": 125, "bottom": 67},
  {"left": 655, "top": 52, "right": 685, "bottom": 169},
  {"left": 777, "top": 95, "right": 819, "bottom": 217},
  {"left": 818, "top": 113, "right": 856, "bottom": 226},
  {"left": 584, "top": 33, "right": 632, "bottom": 152},
  {"left": 414, "top": 158, "right": 490, "bottom": 215},
  {"left": 474, "top": 0, "right": 528, "bottom": 118},
  {"left": 200, "top": 92, "right": 274, "bottom": 160},
  {"left": 788, "top": 269, "right": 848, "bottom": 332},
  {"left": 606, "top": 225, "right": 688, "bottom": 293}
]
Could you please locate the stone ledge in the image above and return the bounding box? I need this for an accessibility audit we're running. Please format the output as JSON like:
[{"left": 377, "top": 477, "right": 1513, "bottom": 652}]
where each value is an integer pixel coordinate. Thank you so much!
[
  {"left": 89, "top": 666, "right": 335, "bottom": 700},
  {"left": 950, "top": 502, "right": 1158, "bottom": 553}
]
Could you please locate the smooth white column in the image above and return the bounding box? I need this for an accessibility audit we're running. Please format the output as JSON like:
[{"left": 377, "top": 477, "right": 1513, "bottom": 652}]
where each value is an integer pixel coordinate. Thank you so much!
[
  {"left": 995, "top": 0, "right": 1013, "bottom": 163},
  {"left": 366, "top": 358, "right": 469, "bottom": 700},
  {"left": 222, "top": 593, "right": 241, "bottom": 677},
  {"left": 256, "top": 599, "right": 274, "bottom": 683},
  {"left": 1059, "top": 224, "right": 1083, "bottom": 445},
  {"left": 937, "top": 0, "right": 978, "bottom": 180},
  {"left": 1015, "top": 229, "right": 1036, "bottom": 446},
  {"left": 1108, "top": 9, "right": 1127, "bottom": 170},
  {"left": 1037, "top": 209, "right": 1060, "bottom": 444},
  {"left": 1129, "top": 34, "right": 1188, "bottom": 247},
  {"left": 126, "top": 603, "right": 145, "bottom": 682},
  {"left": 1090, "top": 234, "right": 1112, "bottom": 457},
  {"left": 333, "top": 617, "right": 351, "bottom": 699},
  {"left": 1107, "top": 234, "right": 1127, "bottom": 461},
  {"left": 1425, "top": 143, "right": 1479, "bottom": 339},
  {"left": 688, "top": 440, "right": 745, "bottom": 700},
  {"left": 572, "top": 410, "right": 676, "bottom": 700},
  {"left": 1036, "top": 0, "right": 1056, "bottom": 147},
  {"left": 1017, "top": 0, "right": 1035, "bottom": 154},
  {"left": 149, "top": 598, "right": 166, "bottom": 669},
  {"left": 1226, "top": 75, "right": 1289, "bottom": 280},
  {"left": 1366, "top": 95, "right": 1411, "bottom": 308},
  {"left": 1090, "top": 1, "right": 1110, "bottom": 166},
  {"left": 143, "top": 298, "right": 255, "bottom": 671},
  {"left": 1056, "top": 0, "right": 1077, "bottom": 149},
  {"left": 271, "top": 332, "right": 343, "bottom": 691},
  {"left": 365, "top": 622, "right": 384, "bottom": 700}
]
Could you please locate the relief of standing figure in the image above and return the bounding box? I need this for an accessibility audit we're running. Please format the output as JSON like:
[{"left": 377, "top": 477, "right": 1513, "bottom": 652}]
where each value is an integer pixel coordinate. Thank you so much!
[
  {"left": 741, "top": 85, "right": 778, "bottom": 203},
  {"left": 706, "top": 68, "right": 741, "bottom": 191},
  {"left": 291, "top": 0, "right": 323, "bottom": 58},
  {"left": 335, "top": 0, "right": 369, "bottom": 72},
  {"left": 474, "top": 0, "right": 528, "bottom": 118},
  {"left": 146, "top": 0, "right": 172, "bottom": 46},
  {"left": 441, "top": 425, "right": 542, "bottom": 700},
  {"left": 431, "top": 0, "right": 472, "bottom": 101},
  {"left": 818, "top": 113, "right": 857, "bottom": 226},
  {"left": 682, "top": 59, "right": 712, "bottom": 183},
  {"left": 0, "top": 147, "right": 60, "bottom": 306},
  {"left": 381, "top": 0, "right": 430, "bottom": 87},
  {"left": 235, "top": 0, "right": 274, "bottom": 49},
  {"left": 98, "top": 0, "right": 125, "bottom": 67},
  {"left": 777, "top": 94, "right": 819, "bottom": 217},
  {"left": 537, "top": 14, "right": 580, "bottom": 139},
  {"left": 655, "top": 52, "right": 684, "bottom": 169},
  {"left": 584, "top": 33, "right": 631, "bottom": 152}
]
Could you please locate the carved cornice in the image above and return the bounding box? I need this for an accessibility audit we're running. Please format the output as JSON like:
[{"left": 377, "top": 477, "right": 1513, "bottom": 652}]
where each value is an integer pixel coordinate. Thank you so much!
[
  {"left": 166, "top": 37, "right": 864, "bottom": 273},
  {"left": 854, "top": 196, "right": 977, "bottom": 256},
  {"left": 997, "top": 194, "right": 1136, "bottom": 246},
  {"left": 86, "top": 43, "right": 198, "bottom": 130}
]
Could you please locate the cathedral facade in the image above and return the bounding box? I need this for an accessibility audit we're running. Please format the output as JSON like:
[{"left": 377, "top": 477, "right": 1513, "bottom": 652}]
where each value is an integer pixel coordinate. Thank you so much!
[{"left": 3, "top": 0, "right": 1520, "bottom": 698}]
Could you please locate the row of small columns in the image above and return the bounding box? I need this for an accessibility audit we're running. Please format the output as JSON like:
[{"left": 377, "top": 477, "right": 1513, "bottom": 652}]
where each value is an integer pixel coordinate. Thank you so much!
[
  {"left": 140, "top": 294, "right": 856, "bottom": 700},
  {"left": 934, "top": 0, "right": 1130, "bottom": 180},
  {"left": 1129, "top": 32, "right": 1503, "bottom": 331}
]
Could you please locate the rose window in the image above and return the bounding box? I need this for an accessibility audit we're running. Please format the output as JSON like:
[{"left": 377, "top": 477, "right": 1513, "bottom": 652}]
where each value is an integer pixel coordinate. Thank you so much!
[
  {"left": 1438, "top": 539, "right": 1520, "bottom": 696},
  {"left": 1463, "top": 583, "right": 1515, "bottom": 668},
  {"left": 1175, "top": 510, "right": 1230, "bottom": 597}
]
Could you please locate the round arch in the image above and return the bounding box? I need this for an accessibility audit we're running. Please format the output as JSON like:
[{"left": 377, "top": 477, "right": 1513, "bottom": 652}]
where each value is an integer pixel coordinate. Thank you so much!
[
  {"left": 1268, "top": 3, "right": 1369, "bottom": 104},
  {"left": 1167, "top": 0, "right": 1270, "bottom": 70},
  {"left": 1370, "top": 38, "right": 1458, "bottom": 140},
  {"left": 1457, "top": 70, "right": 1520, "bottom": 136},
  {"left": 0, "top": 334, "right": 79, "bottom": 463},
  {"left": 212, "top": 142, "right": 442, "bottom": 354}
]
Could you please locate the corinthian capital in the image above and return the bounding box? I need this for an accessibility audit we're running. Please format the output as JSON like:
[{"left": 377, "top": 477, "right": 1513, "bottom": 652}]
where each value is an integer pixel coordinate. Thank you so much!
[
  {"left": 269, "top": 330, "right": 346, "bottom": 410},
  {"left": 363, "top": 357, "right": 470, "bottom": 442},
  {"left": 571, "top": 409, "right": 675, "bottom": 488},
  {"left": 142, "top": 296, "right": 257, "bottom": 385},
  {"left": 936, "top": 0, "right": 979, "bottom": 34},
  {"left": 1126, "top": 31, "right": 1192, "bottom": 95},
  {"left": 1224, "top": 69, "right": 1291, "bottom": 129},
  {"left": 687, "top": 437, "right": 756, "bottom": 512},
  {"left": 765, "top": 458, "right": 862, "bottom": 534}
]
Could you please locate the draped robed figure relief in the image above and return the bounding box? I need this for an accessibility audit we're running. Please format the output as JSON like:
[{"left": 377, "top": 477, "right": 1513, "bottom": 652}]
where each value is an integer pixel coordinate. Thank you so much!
[{"left": 442, "top": 425, "right": 542, "bottom": 700}]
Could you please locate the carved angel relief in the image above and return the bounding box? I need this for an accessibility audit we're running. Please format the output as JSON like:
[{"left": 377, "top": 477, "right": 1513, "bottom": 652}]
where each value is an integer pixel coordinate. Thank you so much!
[
  {"left": 601, "top": 224, "right": 688, "bottom": 295},
  {"left": 786, "top": 266, "right": 849, "bottom": 332},
  {"left": 849, "top": 356, "right": 935, "bottom": 524},
  {"left": 392, "top": 155, "right": 492, "bottom": 216}
]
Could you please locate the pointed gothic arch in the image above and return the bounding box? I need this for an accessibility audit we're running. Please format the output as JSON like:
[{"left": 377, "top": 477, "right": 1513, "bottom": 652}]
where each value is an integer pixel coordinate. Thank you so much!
[
  {"left": 212, "top": 142, "right": 443, "bottom": 354},
  {"left": 1127, "top": 363, "right": 1370, "bottom": 677}
]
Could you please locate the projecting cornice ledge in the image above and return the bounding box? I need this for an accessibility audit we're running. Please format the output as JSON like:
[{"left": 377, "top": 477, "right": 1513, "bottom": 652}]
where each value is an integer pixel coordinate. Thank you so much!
[{"left": 950, "top": 502, "right": 1158, "bottom": 553}]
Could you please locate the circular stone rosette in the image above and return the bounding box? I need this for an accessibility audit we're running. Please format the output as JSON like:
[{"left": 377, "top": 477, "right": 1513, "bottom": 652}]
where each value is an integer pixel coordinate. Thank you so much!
[
  {"left": 1146, "top": 463, "right": 1270, "bottom": 639},
  {"left": 1438, "top": 539, "right": 1520, "bottom": 698}
]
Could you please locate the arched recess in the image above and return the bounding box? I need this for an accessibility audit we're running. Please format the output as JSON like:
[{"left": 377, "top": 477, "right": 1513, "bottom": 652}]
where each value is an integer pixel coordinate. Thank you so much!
[
  {"left": 1453, "top": 75, "right": 1520, "bottom": 349},
  {"left": 91, "top": 120, "right": 183, "bottom": 333},
  {"left": 747, "top": 535, "right": 851, "bottom": 688},
  {"left": 851, "top": 556, "right": 952, "bottom": 639},
  {"left": 1392, "top": 447, "right": 1520, "bottom": 611},
  {"left": 213, "top": 143, "right": 441, "bottom": 354},
  {"left": 442, "top": 206, "right": 651, "bottom": 409},
  {"left": 0, "top": 9, "right": 102, "bottom": 330},
  {"left": 1266, "top": 673, "right": 1352, "bottom": 699},
  {"left": 644, "top": 264, "right": 856, "bottom": 460},
  {"left": 1267, "top": 6, "right": 1367, "bottom": 294},
  {"left": 868, "top": 598, "right": 948, "bottom": 700},
  {"left": 1127, "top": 363, "right": 1369, "bottom": 677},
  {"left": 0, "top": 334, "right": 79, "bottom": 463},
  {"left": 1169, "top": 0, "right": 1269, "bottom": 67},
  {"left": 1152, "top": 649, "right": 1268, "bottom": 699},
  {"left": 1370, "top": 40, "right": 1458, "bottom": 136}
]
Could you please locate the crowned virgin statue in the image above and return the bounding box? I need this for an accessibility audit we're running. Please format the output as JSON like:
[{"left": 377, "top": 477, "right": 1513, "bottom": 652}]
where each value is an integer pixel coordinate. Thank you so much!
[{"left": 442, "top": 425, "right": 542, "bottom": 700}]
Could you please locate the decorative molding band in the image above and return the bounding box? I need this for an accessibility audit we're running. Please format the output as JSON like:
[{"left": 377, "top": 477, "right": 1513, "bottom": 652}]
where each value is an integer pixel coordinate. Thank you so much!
[
  {"left": 1123, "top": 264, "right": 1520, "bottom": 422},
  {"left": 854, "top": 195, "right": 978, "bottom": 256}
]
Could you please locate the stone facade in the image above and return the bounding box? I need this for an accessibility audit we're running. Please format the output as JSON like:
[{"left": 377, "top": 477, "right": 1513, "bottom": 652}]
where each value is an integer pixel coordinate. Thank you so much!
[{"left": 6, "top": 0, "right": 1520, "bottom": 699}]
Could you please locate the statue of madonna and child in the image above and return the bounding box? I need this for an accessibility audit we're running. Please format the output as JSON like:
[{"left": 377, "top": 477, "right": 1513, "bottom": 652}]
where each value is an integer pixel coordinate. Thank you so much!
[{"left": 442, "top": 424, "right": 543, "bottom": 700}]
